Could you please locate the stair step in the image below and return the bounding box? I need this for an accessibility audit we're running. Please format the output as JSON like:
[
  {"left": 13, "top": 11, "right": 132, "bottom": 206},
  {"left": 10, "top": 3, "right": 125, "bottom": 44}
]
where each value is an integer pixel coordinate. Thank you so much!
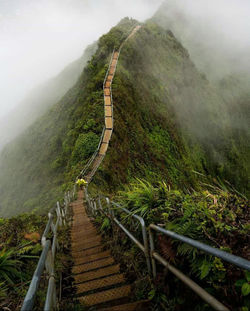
[
  {"left": 99, "top": 300, "right": 150, "bottom": 311},
  {"left": 77, "top": 273, "right": 125, "bottom": 295},
  {"left": 74, "top": 265, "right": 120, "bottom": 283},
  {"left": 72, "top": 240, "right": 101, "bottom": 253},
  {"left": 73, "top": 246, "right": 104, "bottom": 260},
  {"left": 72, "top": 221, "right": 93, "bottom": 227},
  {"left": 72, "top": 236, "right": 101, "bottom": 248},
  {"left": 73, "top": 257, "right": 114, "bottom": 274},
  {"left": 79, "top": 285, "right": 131, "bottom": 306},
  {"left": 71, "top": 224, "right": 96, "bottom": 231},
  {"left": 74, "top": 250, "right": 111, "bottom": 266},
  {"left": 71, "top": 233, "right": 99, "bottom": 243},
  {"left": 71, "top": 227, "right": 97, "bottom": 234},
  {"left": 71, "top": 229, "right": 97, "bottom": 238}
]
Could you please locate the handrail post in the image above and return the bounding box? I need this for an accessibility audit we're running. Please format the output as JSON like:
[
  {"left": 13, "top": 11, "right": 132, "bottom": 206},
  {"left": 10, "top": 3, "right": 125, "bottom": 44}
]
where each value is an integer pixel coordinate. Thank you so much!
[
  {"left": 44, "top": 264, "right": 56, "bottom": 311},
  {"left": 149, "top": 226, "right": 157, "bottom": 278},
  {"left": 56, "top": 202, "right": 62, "bottom": 226},
  {"left": 140, "top": 219, "right": 151, "bottom": 275}
]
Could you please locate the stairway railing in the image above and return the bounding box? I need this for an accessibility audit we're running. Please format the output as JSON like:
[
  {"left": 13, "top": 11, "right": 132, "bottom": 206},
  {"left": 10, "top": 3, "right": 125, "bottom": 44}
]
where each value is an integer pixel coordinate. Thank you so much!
[
  {"left": 149, "top": 225, "right": 249, "bottom": 311},
  {"left": 84, "top": 189, "right": 151, "bottom": 274},
  {"left": 77, "top": 49, "right": 115, "bottom": 182},
  {"left": 21, "top": 192, "right": 74, "bottom": 311},
  {"left": 84, "top": 187, "right": 250, "bottom": 311}
]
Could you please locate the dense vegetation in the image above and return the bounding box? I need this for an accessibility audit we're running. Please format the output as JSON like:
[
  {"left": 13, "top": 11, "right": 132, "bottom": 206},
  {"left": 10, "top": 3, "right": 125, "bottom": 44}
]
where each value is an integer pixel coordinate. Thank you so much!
[
  {"left": 153, "top": 5, "right": 250, "bottom": 198},
  {"left": 0, "top": 14, "right": 249, "bottom": 311},
  {"left": 0, "top": 214, "right": 46, "bottom": 310},
  {"left": 94, "top": 179, "right": 249, "bottom": 310},
  {"left": 0, "top": 18, "right": 249, "bottom": 218}
]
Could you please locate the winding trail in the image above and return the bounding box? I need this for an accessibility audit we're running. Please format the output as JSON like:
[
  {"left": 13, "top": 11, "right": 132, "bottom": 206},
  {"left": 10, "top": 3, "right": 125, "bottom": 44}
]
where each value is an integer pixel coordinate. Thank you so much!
[
  {"left": 70, "top": 26, "right": 148, "bottom": 310},
  {"left": 84, "top": 25, "right": 141, "bottom": 183}
]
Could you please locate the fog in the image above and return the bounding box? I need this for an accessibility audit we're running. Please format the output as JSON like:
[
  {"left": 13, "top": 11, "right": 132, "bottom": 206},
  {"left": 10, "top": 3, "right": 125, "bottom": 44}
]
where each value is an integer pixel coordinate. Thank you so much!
[
  {"left": 0, "top": 0, "right": 162, "bottom": 120},
  {"left": 156, "top": 0, "right": 250, "bottom": 81}
]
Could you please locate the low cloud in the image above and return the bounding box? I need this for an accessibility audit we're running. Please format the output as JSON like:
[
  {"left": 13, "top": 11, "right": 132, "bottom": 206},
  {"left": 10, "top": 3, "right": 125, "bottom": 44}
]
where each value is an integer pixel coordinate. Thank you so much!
[{"left": 0, "top": 0, "right": 162, "bottom": 119}]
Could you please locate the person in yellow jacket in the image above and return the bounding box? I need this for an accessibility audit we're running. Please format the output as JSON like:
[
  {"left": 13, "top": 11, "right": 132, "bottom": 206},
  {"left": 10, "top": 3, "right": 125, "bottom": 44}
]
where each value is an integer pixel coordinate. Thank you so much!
[{"left": 76, "top": 178, "right": 88, "bottom": 189}]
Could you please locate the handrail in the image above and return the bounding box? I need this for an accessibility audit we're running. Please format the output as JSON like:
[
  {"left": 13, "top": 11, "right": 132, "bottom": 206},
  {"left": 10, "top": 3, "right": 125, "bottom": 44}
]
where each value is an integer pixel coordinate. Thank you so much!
[
  {"left": 21, "top": 240, "right": 51, "bottom": 311},
  {"left": 78, "top": 126, "right": 105, "bottom": 180},
  {"left": 149, "top": 224, "right": 250, "bottom": 271},
  {"left": 84, "top": 189, "right": 151, "bottom": 274},
  {"left": 21, "top": 25, "right": 143, "bottom": 310},
  {"left": 77, "top": 49, "right": 115, "bottom": 182},
  {"left": 111, "top": 201, "right": 151, "bottom": 274},
  {"left": 21, "top": 193, "right": 73, "bottom": 311},
  {"left": 84, "top": 188, "right": 250, "bottom": 311},
  {"left": 149, "top": 224, "right": 250, "bottom": 311},
  {"left": 80, "top": 25, "right": 142, "bottom": 184}
]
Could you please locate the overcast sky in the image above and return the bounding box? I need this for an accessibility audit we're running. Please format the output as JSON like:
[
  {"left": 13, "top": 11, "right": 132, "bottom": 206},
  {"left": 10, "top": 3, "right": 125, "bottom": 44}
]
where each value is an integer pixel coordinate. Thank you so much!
[
  {"left": 158, "top": 0, "right": 250, "bottom": 80},
  {"left": 1, "top": 0, "right": 250, "bottom": 121},
  {"left": 0, "top": 0, "right": 162, "bottom": 119}
]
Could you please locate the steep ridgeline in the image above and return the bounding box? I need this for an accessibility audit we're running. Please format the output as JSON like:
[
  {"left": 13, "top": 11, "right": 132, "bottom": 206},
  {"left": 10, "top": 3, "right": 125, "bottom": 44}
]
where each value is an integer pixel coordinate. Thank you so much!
[
  {"left": 1, "top": 18, "right": 246, "bottom": 218},
  {"left": 82, "top": 26, "right": 142, "bottom": 183},
  {"left": 67, "top": 26, "right": 149, "bottom": 310},
  {"left": 0, "top": 18, "right": 140, "bottom": 217}
]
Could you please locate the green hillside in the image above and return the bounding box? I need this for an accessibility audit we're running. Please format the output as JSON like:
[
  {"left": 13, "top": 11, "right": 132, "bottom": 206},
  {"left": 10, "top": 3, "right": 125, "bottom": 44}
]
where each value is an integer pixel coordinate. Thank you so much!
[
  {"left": 0, "top": 42, "right": 97, "bottom": 151},
  {"left": 153, "top": 3, "right": 250, "bottom": 197},
  {"left": 0, "top": 18, "right": 248, "bottom": 218}
]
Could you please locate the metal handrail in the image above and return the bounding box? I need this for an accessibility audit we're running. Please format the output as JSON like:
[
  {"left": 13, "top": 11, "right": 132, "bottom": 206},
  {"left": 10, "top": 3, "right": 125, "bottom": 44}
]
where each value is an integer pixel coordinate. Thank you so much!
[
  {"left": 80, "top": 25, "right": 142, "bottom": 183},
  {"left": 21, "top": 240, "right": 51, "bottom": 311},
  {"left": 21, "top": 192, "right": 73, "bottom": 311},
  {"left": 84, "top": 189, "right": 151, "bottom": 274},
  {"left": 84, "top": 187, "right": 250, "bottom": 310},
  {"left": 150, "top": 224, "right": 250, "bottom": 271},
  {"left": 78, "top": 126, "right": 105, "bottom": 180},
  {"left": 78, "top": 49, "right": 115, "bottom": 182},
  {"left": 148, "top": 224, "right": 250, "bottom": 311},
  {"left": 111, "top": 201, "right": 151, "bottom": 274}
]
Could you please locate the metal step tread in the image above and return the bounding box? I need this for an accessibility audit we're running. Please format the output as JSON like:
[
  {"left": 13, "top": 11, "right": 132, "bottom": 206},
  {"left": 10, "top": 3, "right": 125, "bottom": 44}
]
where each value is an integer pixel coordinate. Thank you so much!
[
  {"left": 74, "top": 264, "right": 120, "bottom": 284},
  {"left": 72, "top": 236, "right": 101, "bottom": 248},
  {"left": 73, "top": 257, "right": 114, "bottom": 274},
  {"left": 72, "top": 240, "right": 102, "bottom": 254},
  {"left": 77, "top": 273, "right": 125, "bottom": 295},
  {"left": 78, "top": 284, "right": 131, "bottom": 306},
  {"left": 74, "top": 250, "right": 111, "bottom": 266},
  {"left": 71, "top": 227, "right": 97, "bottom": 236},
  {"left": 73, "top": 246, "right": 105, "bottom": 261},
  {"left": 71, "top": 233, "right": 99, "bottom": 243}
]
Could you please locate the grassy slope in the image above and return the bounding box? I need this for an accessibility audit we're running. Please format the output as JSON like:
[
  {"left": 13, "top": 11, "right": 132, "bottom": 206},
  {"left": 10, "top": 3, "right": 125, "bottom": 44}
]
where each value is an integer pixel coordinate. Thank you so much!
[{"left": 0, "top": 19, "right": 247, "bottom": 217}]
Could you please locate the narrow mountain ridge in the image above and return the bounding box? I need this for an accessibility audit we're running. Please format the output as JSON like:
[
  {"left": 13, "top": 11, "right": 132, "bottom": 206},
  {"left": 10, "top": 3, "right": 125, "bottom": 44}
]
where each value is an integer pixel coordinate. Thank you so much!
[{"left": 0, "top": 17, "right": 248, "bottom": 218}]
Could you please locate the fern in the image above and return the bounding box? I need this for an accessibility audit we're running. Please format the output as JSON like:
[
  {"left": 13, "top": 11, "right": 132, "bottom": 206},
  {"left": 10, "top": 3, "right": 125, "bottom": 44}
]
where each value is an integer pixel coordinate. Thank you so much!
[
  {"left": 0, "top": 281, "right": 7, "bottom": 300},
  {"left": 101, "top": 217, "right": 110, "bottom": 231},
  {"left": 0, "top": 249, "right": 22, "bottom": 285}
]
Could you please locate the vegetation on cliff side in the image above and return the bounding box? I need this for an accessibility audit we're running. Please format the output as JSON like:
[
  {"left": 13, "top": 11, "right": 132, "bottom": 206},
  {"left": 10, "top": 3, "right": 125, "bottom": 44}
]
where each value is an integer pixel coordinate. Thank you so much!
[{"left": 0, "top": 18, "right": 248, "bottom": 218}]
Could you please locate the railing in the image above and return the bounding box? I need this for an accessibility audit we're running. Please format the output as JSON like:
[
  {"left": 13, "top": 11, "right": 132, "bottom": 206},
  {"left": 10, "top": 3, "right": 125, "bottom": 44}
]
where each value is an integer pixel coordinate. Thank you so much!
[
  {"left": 21, "top": 25, "right": 143, "bottom": 310},
  {"left": 21, "top": 191, "right": 74, "bottom": 311},
  {"left": 78, "top": 24, "right": 142, "bottom": 183},
  {"left": 84, "top": 188, "right": 151, "bottom": 274},
  {"left": 77, "top": 49, "right": 116, "bottom": 183},
  {"left": 149, "top": 225, "right": 249, "bottom": 311},
  {"left": 84, "top": 187, "right": 250, "bottom": 311}
]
